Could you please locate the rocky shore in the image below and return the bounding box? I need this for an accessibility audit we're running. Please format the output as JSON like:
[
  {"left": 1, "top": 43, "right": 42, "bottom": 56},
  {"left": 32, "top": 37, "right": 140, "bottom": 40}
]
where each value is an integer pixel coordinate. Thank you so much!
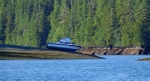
[
  {"left": 137, "top": 58, "right": 150, "bottom": 61},
  {"left": 76, "top": 47, "right": 148, "bottom": 55}
]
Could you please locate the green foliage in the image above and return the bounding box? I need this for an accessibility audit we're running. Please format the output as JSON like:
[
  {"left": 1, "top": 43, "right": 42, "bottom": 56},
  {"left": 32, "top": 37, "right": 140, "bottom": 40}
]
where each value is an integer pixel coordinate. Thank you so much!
[
  {"left": 0, "top": 0, "right": 150, "bottom": 47},
  {"left": 0, "top": 0, "right": 52, "bottom": 47}
]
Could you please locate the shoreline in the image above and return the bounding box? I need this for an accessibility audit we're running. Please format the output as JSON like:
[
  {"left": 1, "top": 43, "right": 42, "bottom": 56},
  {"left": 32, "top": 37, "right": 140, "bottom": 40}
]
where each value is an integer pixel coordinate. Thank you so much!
[
  {"left": 0, "top": 45, "right": 102, "bottom": 60},
  {"left": 0, "top": 50, "right": 101, "bottom": 60},
  {"left": 0, "top": 51, "right": 101, "bottom": 60}
]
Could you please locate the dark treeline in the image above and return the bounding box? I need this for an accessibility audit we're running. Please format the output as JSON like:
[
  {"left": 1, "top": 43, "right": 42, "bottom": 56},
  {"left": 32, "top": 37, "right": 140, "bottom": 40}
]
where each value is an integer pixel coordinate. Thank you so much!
[{"left": 0, "top": 0, "right": 150, "bottom": 47}]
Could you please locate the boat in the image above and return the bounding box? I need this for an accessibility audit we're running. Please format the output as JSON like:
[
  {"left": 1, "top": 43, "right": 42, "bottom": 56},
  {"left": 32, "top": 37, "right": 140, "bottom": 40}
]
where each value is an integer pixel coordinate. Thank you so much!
[{"left": 46, "top": 38, "right": 81, "bottom": 52}]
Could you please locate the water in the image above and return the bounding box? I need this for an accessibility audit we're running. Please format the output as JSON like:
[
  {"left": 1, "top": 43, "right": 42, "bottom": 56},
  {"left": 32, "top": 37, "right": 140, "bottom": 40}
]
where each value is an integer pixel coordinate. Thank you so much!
[{"left": 0, "top": 55, "right": 150, "bottom": 81}]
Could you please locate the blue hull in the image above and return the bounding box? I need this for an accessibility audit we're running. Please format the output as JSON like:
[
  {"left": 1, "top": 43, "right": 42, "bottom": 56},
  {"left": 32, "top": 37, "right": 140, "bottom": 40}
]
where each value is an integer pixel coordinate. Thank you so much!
[{"left": 46, "top": 43, "right": 81, "bottom": 52}]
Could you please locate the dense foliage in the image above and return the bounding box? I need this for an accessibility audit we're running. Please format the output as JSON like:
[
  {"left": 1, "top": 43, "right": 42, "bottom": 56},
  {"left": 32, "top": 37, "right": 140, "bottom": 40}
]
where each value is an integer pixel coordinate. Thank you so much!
[{"left": 0, "top": 0, "right": 150, "bottom": 47}]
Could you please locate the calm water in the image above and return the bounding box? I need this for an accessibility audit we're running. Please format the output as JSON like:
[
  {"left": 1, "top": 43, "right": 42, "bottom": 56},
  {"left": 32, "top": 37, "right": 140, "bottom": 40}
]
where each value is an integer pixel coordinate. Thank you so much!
[{"left": 0, "top": 55, "right": 150, "bottom": 81}]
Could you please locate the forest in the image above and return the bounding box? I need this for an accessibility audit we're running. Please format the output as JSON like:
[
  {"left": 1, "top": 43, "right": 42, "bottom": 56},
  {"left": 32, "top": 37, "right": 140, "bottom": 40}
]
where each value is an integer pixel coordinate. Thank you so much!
[{"left": 0, "top": 0, "right": 150, "bottom": 47}]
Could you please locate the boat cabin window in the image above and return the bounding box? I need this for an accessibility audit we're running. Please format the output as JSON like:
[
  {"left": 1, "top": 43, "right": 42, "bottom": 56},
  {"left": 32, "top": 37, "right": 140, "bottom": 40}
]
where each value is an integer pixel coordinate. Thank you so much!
[
  {"left": 58, "top": 41, "right": 73, "bottom": 44},
  {"left": 59, "top": 41, "right": 64, "bottom": 43},
  {"left": 64, "top": 42, "right": 72, "bottom": 44}
]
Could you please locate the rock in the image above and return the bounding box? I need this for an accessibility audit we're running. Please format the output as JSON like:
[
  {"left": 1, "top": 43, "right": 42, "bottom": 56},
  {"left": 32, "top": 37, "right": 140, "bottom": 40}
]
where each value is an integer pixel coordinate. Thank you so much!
[
  {"left": 77, "top": 46, "right": 146, "bottom": 55},
  {"left": 137, "top": 58, "right": 150, "bottom": 61}
]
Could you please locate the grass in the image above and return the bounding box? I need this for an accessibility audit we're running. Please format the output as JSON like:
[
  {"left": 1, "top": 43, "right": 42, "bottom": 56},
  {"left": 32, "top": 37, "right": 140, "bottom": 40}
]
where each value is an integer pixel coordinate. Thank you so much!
[
  {"left": 0, "top": 51, "right": 100, "bottom": 60},
  {"left": 0, "top": 50, "right": 101, "bottom": 60}
]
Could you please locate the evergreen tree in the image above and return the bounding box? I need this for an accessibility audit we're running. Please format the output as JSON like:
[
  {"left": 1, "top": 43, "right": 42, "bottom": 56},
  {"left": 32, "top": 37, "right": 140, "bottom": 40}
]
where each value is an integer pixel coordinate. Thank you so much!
[{"left": 0, "top": 0, "right": 150, "bottom": 47}]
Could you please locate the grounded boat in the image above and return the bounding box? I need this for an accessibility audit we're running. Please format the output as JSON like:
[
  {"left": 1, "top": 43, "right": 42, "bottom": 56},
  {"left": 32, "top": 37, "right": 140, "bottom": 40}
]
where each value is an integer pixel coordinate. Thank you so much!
[{"left": 46, "top": 38, "right": 81, "bottom": 52}]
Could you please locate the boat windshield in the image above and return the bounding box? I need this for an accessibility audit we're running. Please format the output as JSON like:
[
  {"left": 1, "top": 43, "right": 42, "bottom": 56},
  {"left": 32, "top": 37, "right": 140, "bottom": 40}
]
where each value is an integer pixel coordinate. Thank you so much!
[
  {"left": 64, "top": 42, "right": 72, "bottom": 44},
  {"left": 58, "top": 41, "right": 72, "bottom": 44},
  {"left": 58, "top": 41, "right": 64, "bottom": 44},
  {"left": 57, "top": 38, "right": 75, "bottom": 45}
]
